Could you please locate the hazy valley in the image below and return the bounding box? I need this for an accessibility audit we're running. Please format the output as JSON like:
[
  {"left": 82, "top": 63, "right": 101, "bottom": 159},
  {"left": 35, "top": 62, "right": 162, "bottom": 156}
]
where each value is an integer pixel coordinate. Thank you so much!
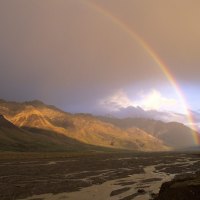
[
  {"left": 1, "top": 0, "right": 200, "bottom": 199},
  {"left": 0, "top": 99, "right": 200, "bottom": 200}
]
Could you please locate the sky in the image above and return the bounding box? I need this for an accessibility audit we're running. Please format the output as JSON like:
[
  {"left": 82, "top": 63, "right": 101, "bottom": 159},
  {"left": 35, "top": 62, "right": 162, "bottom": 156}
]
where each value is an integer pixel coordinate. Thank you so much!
[{"left": 0, "top": 0, "right": 200, "bottom": 117}]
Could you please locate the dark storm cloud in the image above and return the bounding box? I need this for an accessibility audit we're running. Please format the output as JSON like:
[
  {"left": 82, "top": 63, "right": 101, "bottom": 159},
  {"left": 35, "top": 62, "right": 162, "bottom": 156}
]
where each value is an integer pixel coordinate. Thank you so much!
[{"left": 0, "top": 0, "right": 199, "bottom": 112}]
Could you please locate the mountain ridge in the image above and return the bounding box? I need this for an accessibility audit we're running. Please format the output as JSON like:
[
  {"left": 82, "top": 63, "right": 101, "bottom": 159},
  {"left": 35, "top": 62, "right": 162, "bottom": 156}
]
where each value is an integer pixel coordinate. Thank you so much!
[
  {"left": 0, "top": 99, "right": 198, "bottom": 152},
  {"left": 0, "top": 99, "right": 169, "bottom": 151},
  {"left": 98, "top": 116, "right": 198, "bottom": 148},
  {"left": 0, "top": 114, "right": 114, "bottom": 152}
]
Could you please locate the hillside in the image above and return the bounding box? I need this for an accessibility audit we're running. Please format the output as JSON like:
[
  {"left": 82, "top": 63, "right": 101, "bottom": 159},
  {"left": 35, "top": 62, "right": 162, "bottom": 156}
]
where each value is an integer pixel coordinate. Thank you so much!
[
  {"left": 0, "top": 99, "right": 168, "bottom": 151},
  {"left": 0, "top": 114, "right": 105, "bottom": 152},
  {"left": 98, "top": 117, "right": 197, "bottom": 148}
]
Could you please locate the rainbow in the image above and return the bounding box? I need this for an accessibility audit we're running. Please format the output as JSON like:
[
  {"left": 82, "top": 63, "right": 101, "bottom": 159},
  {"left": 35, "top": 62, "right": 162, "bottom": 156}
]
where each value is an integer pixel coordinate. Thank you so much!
[{"left": 83, "top": 0, "right": 200, "bottom": 145}]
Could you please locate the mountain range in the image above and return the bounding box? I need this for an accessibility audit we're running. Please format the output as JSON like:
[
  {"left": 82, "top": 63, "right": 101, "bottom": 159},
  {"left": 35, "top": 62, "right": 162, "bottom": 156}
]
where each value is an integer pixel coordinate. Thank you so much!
[
  {"left": 98, "top": 117, "right": 197, "bottom": 148},
  {"left": 0, "top": 99, "right": 198, "bottom": 152},
  {"left": 106, "top": 105, "right": 194, "bottom": 125}
]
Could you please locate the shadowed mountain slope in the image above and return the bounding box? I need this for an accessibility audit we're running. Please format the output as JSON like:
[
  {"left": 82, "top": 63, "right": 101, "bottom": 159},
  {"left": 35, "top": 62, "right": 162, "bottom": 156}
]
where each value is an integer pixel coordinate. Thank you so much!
[
  {"left": 98, "top": 117, "right": 197, "bottom": 148},
  {"left": 0, "top": 99, "right": 168, "bottom": 151},
  {"left": 0, "top": 114, "right": 108, "bottom": 152}
]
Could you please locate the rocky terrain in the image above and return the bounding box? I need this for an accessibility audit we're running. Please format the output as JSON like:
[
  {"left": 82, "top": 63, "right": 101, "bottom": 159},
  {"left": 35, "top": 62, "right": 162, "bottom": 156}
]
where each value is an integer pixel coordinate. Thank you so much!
[
  {"left": 0, "top": 99, "right": 198, "bottom": 152},
  {"left": 154, "top": 170, "right": 200, "bottom": 200},
  {"left": 0, "top": 99, "right": 169, "bottom": 151},
  {"left": 0, "top": 99, "right": 200, "bottom": 200},
  {"left": 0, "top": 152, "right": 200, "bottom": 200},
  {"left": 0, "top": 114, "right": 104, "bottom": 152},
  {"left": 98, "top": 116, "right": 198, "bottom": 148}
]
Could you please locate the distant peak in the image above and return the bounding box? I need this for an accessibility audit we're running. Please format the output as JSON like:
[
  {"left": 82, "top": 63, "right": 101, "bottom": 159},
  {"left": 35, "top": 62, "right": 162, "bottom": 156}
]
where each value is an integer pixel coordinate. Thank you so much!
[{"left": 24, "top": 100, "right": 45, "bottom": 106}]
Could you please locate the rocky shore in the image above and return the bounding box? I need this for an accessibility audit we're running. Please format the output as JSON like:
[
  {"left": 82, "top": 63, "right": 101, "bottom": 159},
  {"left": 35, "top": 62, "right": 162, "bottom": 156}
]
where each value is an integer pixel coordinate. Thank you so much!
[{"left": 154, "top": 171, "right": 200, "bottom": 200}]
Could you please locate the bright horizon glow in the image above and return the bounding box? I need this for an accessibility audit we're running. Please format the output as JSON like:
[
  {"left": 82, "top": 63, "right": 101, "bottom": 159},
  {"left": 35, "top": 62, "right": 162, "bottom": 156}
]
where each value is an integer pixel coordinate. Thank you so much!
[
  {"left": 83, "top": 0, "right": 200, "bottom": 144},
  {"left": 134, "top": 90, "right": 178, "bottom": 111},
  {"left": 101, "top": 89, "right": 180, "bottom": 113}
]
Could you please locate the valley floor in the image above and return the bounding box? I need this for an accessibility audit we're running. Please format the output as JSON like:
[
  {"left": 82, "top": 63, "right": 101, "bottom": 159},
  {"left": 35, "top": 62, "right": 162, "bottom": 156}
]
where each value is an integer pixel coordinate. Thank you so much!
[{"left": 0, "top": 152, "right": 200, "bottom": 200}]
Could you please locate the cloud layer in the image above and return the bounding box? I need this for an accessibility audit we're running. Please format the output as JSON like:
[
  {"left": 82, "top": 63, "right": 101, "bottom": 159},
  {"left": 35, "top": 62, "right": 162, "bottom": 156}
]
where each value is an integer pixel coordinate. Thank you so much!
[
  {"left": 0, "top": 1, "right": 199, "bottom": 113},
  {"left": 101, "top": 89, "right": 179, "bottom": 113}
]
